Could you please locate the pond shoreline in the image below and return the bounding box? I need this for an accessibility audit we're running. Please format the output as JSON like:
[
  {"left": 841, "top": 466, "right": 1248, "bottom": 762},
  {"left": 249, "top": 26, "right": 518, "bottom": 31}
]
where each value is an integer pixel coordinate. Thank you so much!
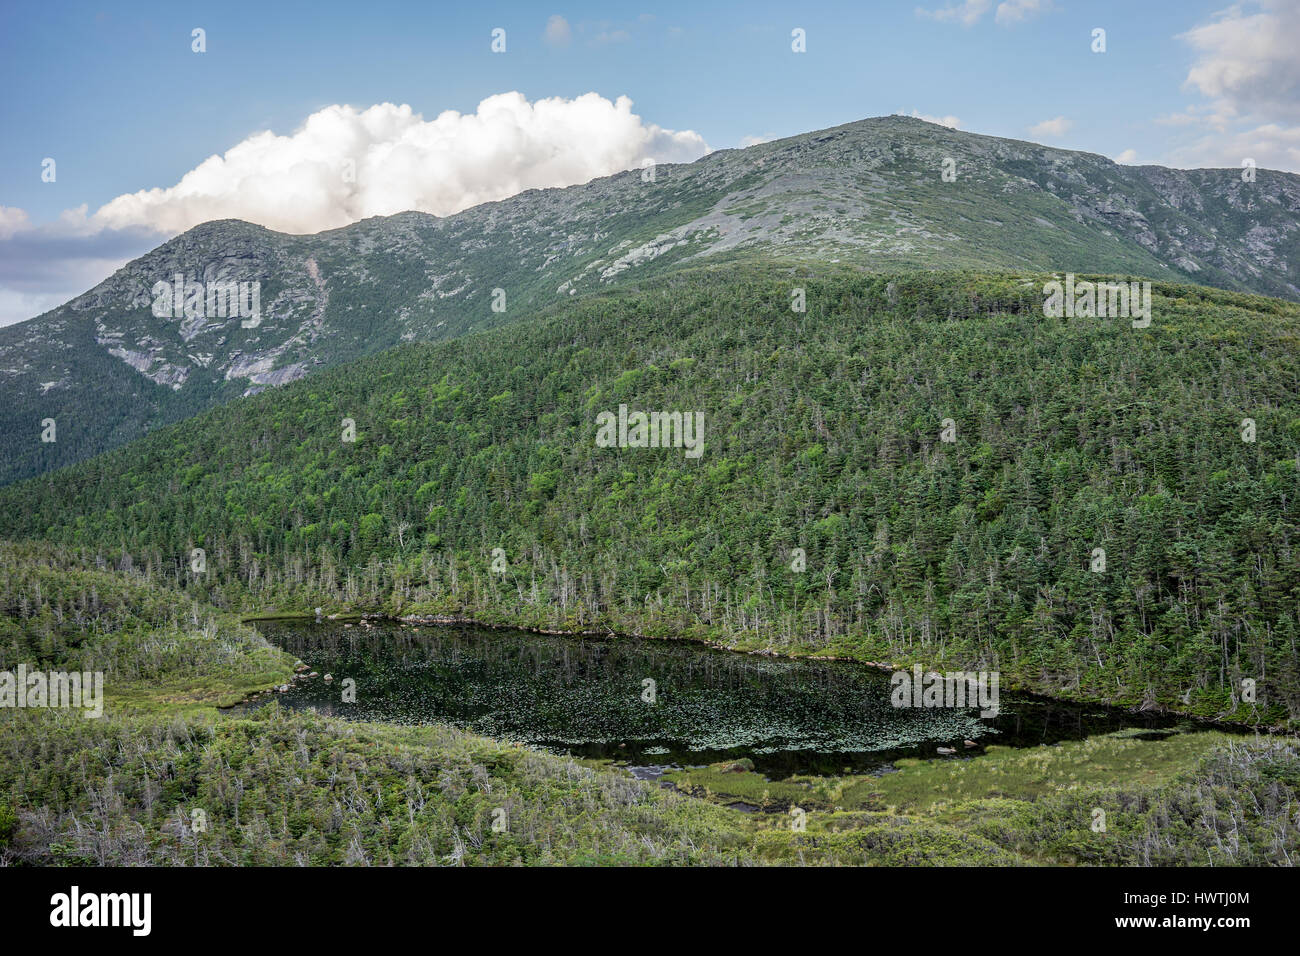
[{"left": 238, "top": 609, "right": 1281, "bottom": 734}]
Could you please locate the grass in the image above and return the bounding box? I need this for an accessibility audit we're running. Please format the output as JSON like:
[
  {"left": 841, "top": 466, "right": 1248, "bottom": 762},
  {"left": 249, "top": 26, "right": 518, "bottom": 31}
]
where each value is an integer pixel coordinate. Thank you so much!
[
  {"left": 662, "top": 730, "right": 1237, "bottom": 812},
  {"left": 661, "top": 729, "right": 1300, "bottom": 865},
  {"left": 106, "top": 668, "right": 294, "bottom": 713}
]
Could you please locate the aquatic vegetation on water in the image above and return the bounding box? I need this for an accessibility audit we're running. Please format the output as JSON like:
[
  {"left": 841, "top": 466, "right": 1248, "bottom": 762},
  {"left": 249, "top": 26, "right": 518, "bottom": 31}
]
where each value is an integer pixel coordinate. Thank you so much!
[{"left": 254, "top": 621, "right": 1190, "bottom": 776}]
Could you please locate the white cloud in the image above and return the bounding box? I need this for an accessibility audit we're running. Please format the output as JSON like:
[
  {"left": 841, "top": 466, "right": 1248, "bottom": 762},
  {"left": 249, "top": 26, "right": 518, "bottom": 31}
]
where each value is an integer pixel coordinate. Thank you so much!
[
  {"left": 571, "top": 16, "right": 650, "bottom": 47},
  {"left": 0, "top": 92, "right": 709, "bottom": 326},
  {"left": 1157, "top": 2, "right": 1300, "bottom": 172},
  {"left": 1179, "top": 0, "right": 1300, "bottom": 121},
  {"left": 591, "top": 28, "right": 630, "bottom": 45},
  {"left": 0, "top": 206, "right": 31, "bottom": 240},
  {"left": 995, "top": 0, "right": 1050, "bottom": 25},
  {"left": 0, "top": 288, "right": 74, "bottom": 328},
  {"left": 1114, "top": 148, "right": 1139, "bottom": 164},
  {"left": 1154, "top": 109, "right": 1216, "bottom": 128},
  {"left": 918, "top": 0, "right": 1050, "bottom": 26},
  {"left": 0, "top": 216, "right": 157, "bottom": 326},
  {"left": 544, "top": 15, "right": 572, "bottom": 47},
  {"left": 87, "top": 92, "right": 709, "bottom": 236},
  {"left": 739, "top": 135, "right": 770, "bottom": 147},
  {"left": 916, "top": 0, "right": 991, "bottom": 26},
  {"left": 1029, "top": 116, "right": 1072, "bottom": 138},
  {"left": 1164, "top": 121, "right": 1300, "bottom": 172},
  {"left": 906, "top": 108, "right": 963, "bottom": 129}
]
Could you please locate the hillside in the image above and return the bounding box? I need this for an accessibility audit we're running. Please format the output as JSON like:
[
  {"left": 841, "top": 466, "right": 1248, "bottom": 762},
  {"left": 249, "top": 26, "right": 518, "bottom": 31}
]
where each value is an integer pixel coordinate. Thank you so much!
[
  {"left": 1, "top": 541, "right": 1294, "bottom": 866},
  {"left": 4, "top": 115, "right": 1299, "bottom": 485},
  {"left": 0, "top": 542, "right": 764, "bottom": 865},
  {"left": 3, "top": 266, "right": 1297, "bottom": 722}
]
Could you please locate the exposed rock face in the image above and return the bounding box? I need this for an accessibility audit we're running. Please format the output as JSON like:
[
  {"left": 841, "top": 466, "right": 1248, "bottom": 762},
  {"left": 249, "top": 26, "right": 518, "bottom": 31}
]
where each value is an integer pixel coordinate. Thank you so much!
[{"left": 2, "top": 115, "right": 1298, "bottom": 485}]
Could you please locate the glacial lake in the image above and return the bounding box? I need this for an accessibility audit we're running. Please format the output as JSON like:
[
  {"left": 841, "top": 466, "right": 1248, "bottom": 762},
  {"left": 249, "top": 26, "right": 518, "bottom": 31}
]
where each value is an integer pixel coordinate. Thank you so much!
[{"left": 242, "top": 620, "right": 1187, "bottom": 777}]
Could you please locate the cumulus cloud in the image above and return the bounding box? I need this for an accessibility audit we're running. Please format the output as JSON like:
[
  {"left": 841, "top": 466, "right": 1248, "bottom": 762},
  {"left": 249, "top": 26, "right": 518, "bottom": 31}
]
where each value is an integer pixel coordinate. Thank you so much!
[
  {"left": 1029, "top": 116, "right": 1072, "bottom": 138},
  {"left": 1161, "top": 1, "right": 1300, "bottom": 171},
  {"left": 0, "top": 288, "right": 81, "bottom": 328},
  {"left": 1114, "top": 148, "right": 1139, "bottom": 164},
  {"left": 89, "top": 92, "right": 708, "bottom": 236},
  {"left": 0, "top": 91, "right": 708, "bottom": 326},
  {"left": 591, "top": 27, "right": 630, "bottom": 45},
  {"left": 1154, "top": 109, "right": 1216, "bottom": 128},
  {"left": 0, "top": 206, "right": 31, "bottom": 240},
  {"left": 918, "top": 0, "right": 1050, "bottom": 26},
  {"left": 1179, "top": 0, "right": 1300, "bottom": 120},
  {"left": 0, "top": 218, "right": 160, "bottom": 326},
  {"left": 1164, "top": 121, "right": 1300, "bottom": 172}
]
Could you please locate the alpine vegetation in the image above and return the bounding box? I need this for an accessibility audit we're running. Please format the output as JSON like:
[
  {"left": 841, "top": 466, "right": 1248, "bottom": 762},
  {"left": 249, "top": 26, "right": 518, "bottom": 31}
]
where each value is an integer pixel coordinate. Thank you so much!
[{"left": 3, "top": 0, "right": 1300, "bottom": 891}]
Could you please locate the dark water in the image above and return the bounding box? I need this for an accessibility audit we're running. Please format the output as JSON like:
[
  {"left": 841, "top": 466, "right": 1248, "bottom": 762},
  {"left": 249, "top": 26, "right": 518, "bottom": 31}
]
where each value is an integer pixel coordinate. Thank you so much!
[{"left": 242, "top": 620, "right": 1188, "bottom": 777}]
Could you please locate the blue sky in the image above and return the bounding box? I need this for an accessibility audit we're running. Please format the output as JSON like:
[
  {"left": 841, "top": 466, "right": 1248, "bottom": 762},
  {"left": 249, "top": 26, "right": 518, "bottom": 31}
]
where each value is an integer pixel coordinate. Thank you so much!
[{"left": 2, "top": 0, "right": 1297, "bottom": 323}]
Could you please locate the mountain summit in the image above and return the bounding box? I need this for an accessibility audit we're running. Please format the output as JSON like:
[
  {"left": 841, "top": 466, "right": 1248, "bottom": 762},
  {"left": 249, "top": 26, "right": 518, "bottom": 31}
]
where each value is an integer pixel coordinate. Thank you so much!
[{"left": 3, "top": 115, "right": 1298, "bottom": 485}]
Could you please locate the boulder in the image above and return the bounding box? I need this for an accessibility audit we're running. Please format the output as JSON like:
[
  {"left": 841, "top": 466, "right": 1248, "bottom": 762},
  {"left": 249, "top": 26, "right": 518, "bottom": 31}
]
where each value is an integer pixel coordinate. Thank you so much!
[{"left": 719, "top": 758, "right": 756, "bottom": 774}]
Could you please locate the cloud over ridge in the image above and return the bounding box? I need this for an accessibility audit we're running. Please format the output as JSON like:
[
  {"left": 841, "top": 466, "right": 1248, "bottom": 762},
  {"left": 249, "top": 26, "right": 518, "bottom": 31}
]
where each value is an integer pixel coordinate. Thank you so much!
[{"left": 90, "top": 91, "right": 709, "bottom": 236}]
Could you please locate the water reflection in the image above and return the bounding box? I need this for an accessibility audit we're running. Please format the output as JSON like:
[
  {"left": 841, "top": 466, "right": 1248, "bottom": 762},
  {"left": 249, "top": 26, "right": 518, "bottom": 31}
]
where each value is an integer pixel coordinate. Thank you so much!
[{"left": 243, "top": 621, "right": 1187, "bottom": 776}]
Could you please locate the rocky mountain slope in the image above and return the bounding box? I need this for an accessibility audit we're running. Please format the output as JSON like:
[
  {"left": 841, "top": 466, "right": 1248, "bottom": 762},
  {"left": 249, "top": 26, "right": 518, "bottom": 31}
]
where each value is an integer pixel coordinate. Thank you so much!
[{"left": 3, "top": 114, "right": 1297, "bottom": 485}]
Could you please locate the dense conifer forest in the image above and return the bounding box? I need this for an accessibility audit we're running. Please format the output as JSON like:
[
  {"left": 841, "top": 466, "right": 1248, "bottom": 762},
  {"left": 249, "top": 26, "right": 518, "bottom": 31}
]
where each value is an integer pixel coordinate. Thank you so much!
[
  {"left": 4, "top": 266, "right": 1297, "bottom": 723},
  {"left": 2, "top": 540, "right": 1296, "bottom": 866}
]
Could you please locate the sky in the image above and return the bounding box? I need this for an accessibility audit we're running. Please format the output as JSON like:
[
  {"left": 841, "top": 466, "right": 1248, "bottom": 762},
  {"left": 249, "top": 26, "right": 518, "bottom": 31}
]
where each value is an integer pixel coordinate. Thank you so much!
[{"left": 1, "top": 0, "right": 1298, "bottom": 326}]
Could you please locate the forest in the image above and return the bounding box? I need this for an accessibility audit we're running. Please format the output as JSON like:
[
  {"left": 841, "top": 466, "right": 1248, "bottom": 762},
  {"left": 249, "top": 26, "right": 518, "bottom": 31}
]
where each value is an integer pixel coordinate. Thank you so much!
[
  {"left": 1, "top": 540, "right": 1295, "bottom": 866},
  {"left": 1, "top": 264, "right": 1298, "bottom": 724}
]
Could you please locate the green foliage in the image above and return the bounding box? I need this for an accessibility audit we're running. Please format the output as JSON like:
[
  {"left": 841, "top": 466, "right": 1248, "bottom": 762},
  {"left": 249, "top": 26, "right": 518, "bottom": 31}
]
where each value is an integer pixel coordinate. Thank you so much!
[
  {"left": 971, "top": 738, "right": 1300, "bottom": 865},
  {"left": 3, "top": 267, "right": 1298, "bottom": 721},
  {"left": 0, "top": 546, "right": 749, "bottom": 865},
  {"left": 0, "top": 542, "right": 1295, "bottom": 867},
  {"left": 673, "top": 732, "right": 1300, "bottom": 866},
  {"left": 0, "top": 706, "right": 760, "bottom": 866},
  {"left": 667, "top": 730, "right": 1236, "bottom": 812},
  {"left": 0, "top": 541, "right": 295, "bottom": 710}
]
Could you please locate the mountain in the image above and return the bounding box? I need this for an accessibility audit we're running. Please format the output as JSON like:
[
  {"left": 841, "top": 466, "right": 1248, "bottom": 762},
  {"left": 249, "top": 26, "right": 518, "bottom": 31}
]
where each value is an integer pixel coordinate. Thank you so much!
[
  {"left": 3, "top": 266, "right": 1297, "bottom": 723},
  {"left": 3, "top": 114, "right": 1299, "bottom": 486}
]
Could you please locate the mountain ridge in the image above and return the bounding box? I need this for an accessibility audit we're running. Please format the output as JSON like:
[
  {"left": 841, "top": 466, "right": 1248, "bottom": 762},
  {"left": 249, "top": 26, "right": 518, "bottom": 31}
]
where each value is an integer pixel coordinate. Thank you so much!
[{"left": 3, "top": 114, "right": 1298, "bottom": 485}]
